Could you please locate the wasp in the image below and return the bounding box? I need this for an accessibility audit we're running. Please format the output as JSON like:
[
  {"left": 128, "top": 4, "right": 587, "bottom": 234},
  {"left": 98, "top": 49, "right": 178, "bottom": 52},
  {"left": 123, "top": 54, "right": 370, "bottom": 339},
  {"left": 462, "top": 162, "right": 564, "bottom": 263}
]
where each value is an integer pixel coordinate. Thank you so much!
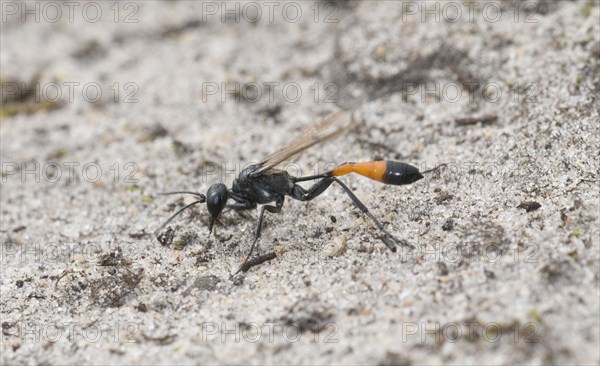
[{"left": 155, "top": 110, "right": 443, "bottom": 274}]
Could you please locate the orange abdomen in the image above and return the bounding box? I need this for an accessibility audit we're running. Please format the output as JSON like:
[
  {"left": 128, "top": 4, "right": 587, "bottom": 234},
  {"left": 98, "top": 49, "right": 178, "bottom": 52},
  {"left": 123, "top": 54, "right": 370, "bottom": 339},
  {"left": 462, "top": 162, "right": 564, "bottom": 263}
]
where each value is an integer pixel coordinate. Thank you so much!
[{"left": 331, "top": 161, "right": 423, "bottom": 186}]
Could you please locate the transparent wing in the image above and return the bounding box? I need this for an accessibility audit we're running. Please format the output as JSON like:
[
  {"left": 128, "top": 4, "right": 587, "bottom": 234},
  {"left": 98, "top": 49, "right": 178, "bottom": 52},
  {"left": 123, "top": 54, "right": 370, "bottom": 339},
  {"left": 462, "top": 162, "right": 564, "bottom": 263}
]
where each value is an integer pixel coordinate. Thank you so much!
[{"left": 250, "top": 109, "right": 355, "bottom": 178}]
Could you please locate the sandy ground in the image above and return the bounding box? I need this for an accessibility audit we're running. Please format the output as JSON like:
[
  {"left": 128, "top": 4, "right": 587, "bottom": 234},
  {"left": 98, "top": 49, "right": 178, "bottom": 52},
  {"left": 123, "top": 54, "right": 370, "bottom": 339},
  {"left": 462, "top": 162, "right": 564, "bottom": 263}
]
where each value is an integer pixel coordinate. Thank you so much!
[{"left": 1, "top": 1, "right": 599, "bottom": 365}]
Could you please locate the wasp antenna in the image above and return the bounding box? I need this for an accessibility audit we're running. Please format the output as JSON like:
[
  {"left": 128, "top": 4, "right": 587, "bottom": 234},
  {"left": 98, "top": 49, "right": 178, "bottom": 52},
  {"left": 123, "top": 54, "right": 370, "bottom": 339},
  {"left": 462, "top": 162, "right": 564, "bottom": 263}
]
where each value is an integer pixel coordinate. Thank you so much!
[
  {"left": 421, "top": 163, "right": 447, "bottom": 175},
  {"left": 157, "top": 191, "right": 207, "bottom": 200},
  {"left": 154, "top": 200, "right": 204, "bottom": 238}
]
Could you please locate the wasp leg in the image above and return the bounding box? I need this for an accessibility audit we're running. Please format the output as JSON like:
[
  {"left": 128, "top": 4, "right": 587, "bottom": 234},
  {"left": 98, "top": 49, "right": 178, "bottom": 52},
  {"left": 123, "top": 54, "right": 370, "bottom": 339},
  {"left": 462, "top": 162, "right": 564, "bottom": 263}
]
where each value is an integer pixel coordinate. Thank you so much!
[
  {"left": 290, "top": 177, "right": 414, "bottom": 251},
  {"left": 221, "top": 202, "right": 255, "bottom": 223},
  {"left": 233, "top": 195, "right": 284, "bottom": 275},
  {"left": 225, "top": 195, "right": 257, "bottom": 221},
  {"left": 228, "top": 192, "right": 257, "bottom": 211},
  {"left": 291, "top": 176, "right": 335, "bottom": 199},
  {"left": 223, "top": 194, "right": 256, "bottom": 220}
]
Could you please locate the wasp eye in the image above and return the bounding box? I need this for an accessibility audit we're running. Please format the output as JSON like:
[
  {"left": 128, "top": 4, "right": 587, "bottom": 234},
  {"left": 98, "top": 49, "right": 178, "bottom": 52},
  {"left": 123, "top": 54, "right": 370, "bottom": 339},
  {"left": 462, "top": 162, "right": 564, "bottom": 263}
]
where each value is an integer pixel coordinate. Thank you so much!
[{"left": 206, "top": 183, "right": 228, "bottom": 218}]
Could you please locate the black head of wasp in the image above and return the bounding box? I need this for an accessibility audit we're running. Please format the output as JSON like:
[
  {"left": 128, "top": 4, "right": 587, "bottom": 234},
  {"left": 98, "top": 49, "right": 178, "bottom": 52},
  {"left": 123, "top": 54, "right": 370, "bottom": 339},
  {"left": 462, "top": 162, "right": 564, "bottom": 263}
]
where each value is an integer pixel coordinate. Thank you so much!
[{"left": 155, "top": 109, "right": 445, "bottom": 275}]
